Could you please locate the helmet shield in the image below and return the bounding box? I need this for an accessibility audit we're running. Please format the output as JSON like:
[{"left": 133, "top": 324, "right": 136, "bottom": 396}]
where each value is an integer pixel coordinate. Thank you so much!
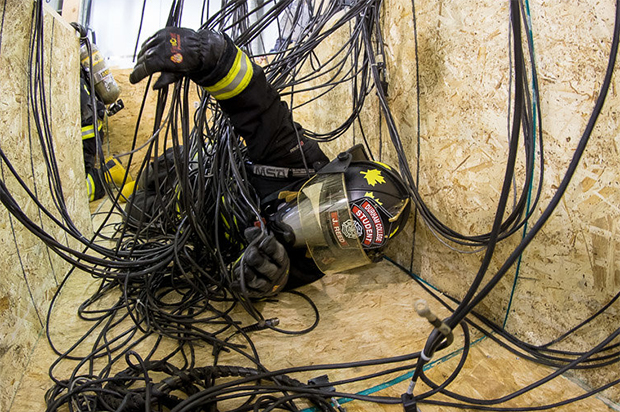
[{"left": 297, "top": 173, "right": 371, "bottom": 275}]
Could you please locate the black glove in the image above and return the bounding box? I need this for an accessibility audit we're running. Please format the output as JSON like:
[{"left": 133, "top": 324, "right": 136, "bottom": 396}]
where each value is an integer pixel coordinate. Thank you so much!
[
  {"left": 129, "top": 27, "right": 226, "bottom": 89},
  {"left": 231, "top": 227, "right": 290, "bottom": 299}
]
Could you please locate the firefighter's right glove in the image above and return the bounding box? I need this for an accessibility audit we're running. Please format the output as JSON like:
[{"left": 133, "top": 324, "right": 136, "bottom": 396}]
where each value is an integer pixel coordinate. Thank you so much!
[
  {"left": 231, "top": 227, "right": 290, "bottom": 299},
  {"left": 129, "top": 27, "right": 226, "bottom": 89}
]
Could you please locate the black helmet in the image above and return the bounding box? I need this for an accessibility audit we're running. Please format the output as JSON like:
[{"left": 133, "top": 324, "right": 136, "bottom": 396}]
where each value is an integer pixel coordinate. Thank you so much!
[
  {"left": 342, "top": 160, "right": 411, "bottom": 250},
  {"left": 272, "top": 145, "right": 411, "bottom": 274}
]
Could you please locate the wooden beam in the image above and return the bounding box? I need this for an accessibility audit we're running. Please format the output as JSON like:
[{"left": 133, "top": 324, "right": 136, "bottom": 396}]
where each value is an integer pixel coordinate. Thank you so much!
[{"left": 62, "top": 0, "right": 81, "bottom": 23}]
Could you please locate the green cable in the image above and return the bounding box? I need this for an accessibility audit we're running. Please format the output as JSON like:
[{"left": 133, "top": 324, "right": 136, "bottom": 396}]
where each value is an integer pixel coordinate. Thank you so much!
[{"left": 502, "top": 0, "right": 538, "bottom": 329}]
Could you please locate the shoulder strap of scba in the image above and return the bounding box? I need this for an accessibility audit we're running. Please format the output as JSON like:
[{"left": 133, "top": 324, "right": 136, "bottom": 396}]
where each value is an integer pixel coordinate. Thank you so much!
[
  {"left": 248, "top": 144, "right": 370, "bottom": 180},
  {"left": 248, "top": 163, "right": 315, "bottom": 208},
  {"left": 248, "top": 144, "right": 371, "bottom": 207}
]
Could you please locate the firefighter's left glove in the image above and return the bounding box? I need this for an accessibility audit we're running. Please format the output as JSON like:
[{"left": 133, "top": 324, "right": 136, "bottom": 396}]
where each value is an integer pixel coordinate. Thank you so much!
[
  {"left": 129, "top": 27, "right": 226, "bottom": 89},
  {"left": 231, "top": 227, "right": 290, "bottom": 299}
]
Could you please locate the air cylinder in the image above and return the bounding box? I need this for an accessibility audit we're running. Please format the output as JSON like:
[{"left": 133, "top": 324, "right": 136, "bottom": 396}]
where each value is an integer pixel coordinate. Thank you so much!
[{"left": 80, "top": 42, "right": 120, "bottom": 105}]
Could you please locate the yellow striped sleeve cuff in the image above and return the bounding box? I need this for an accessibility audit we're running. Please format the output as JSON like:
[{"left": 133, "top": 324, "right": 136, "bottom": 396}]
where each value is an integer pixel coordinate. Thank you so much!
[
  {"left": 86, "top": 174, "right": 95, "bottom": 202},
  {"left": 204, "top": 47, "right": 253, "bottom": 100},
  {"left": 81, "top": 120, "right": 103, "bottom": 140}
]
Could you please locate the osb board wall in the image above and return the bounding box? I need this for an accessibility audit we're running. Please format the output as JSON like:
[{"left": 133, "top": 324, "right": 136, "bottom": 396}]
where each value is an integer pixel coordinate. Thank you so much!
[
  {"left": 284, "top": 0, "right": 620, "bottom": 402},
  {"left": 379, "top": 1, "right": 523, "bottom": 318},
  {"left": 0, "top": 1, "right": 92, "bottom": 410},
  {"left": 280, "top": 13, "right": 386, "bottom": 162},
  {"left": 508, "top": 0, "right": 619, "bottom": 396},
  {"left": 378, "top": 0, "right": 619, "bottom": 401}
]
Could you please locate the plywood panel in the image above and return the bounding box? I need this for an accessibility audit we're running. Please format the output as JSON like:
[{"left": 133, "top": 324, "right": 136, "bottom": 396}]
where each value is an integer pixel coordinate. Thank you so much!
[
  {"left": 0, "top": 1, "right": 92, "bottom": 410},
  {"left": 376, "top": 0, "right": 620, "bottom": 402},
  {"left": 61, "top": 0, "right": 80, "bottom": 23}
]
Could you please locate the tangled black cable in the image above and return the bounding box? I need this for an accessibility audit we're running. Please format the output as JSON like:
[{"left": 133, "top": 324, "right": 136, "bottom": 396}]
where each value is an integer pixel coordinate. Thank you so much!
[
  {"left": 1, "top": 0, "right": 619, "bottom": 411},
  {"left": 37, "top": 1, "right": 385, "bottom": 411}
]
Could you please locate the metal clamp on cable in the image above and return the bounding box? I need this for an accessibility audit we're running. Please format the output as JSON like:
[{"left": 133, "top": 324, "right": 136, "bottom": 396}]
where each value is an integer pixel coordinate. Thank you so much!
[
  {"left": 415, "top": 299, "right": 453, "bottom": 346},
  {"left": 308, "top": 375, "right": 345, "bottom": 412},
  {"left": 241, "top": 318, "right": 280, "bottom": 333},
  {"left": 401, "top": 393, "right": 421, "bottom": 412}
]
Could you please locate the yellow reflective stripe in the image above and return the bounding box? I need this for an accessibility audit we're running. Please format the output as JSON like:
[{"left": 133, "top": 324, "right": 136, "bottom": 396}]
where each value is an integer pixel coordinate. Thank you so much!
[
  {"left": 81, "top": 120, "right": 103, "bottom": 140},
  {"left": 221, "top": 214, "right": 231, "bottom": 229},
  {"left": 82, "top": 126, "right": 95, "bottom": 139},
  {"left": 374, "top": 161, "right": 392, "bottom": 170},
  {"left": 86, "top": 174, "right": 95, "bottom": 202},
  {"left": 389, "top": 226, "right": 399, "bottom": 238},
  {"left": 81, "top": 50, "right": 103, "bottom": 67},
  {"left": 204, "top": 47, "right": 253, "bottom": 100},
  {"left": 174, "top": 184, "right": 181, "bottom": 215},
  {"left": 206, "top": 48, "right": 243, "bottom": 94}
]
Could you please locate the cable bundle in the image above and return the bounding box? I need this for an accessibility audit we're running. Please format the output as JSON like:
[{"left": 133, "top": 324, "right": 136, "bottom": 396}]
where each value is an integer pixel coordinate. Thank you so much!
[{"left": 1, "top": 0, "right": 619, "bottom": 411}]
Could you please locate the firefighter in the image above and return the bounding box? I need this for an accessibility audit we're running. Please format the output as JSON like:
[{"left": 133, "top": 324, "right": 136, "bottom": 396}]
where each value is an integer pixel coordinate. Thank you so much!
[
  {"left": 129, "top": 27, "right": 412, "bottom": 298},
  {"left": 73, "top": 22, "right": 133, "bottom": 202}
]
